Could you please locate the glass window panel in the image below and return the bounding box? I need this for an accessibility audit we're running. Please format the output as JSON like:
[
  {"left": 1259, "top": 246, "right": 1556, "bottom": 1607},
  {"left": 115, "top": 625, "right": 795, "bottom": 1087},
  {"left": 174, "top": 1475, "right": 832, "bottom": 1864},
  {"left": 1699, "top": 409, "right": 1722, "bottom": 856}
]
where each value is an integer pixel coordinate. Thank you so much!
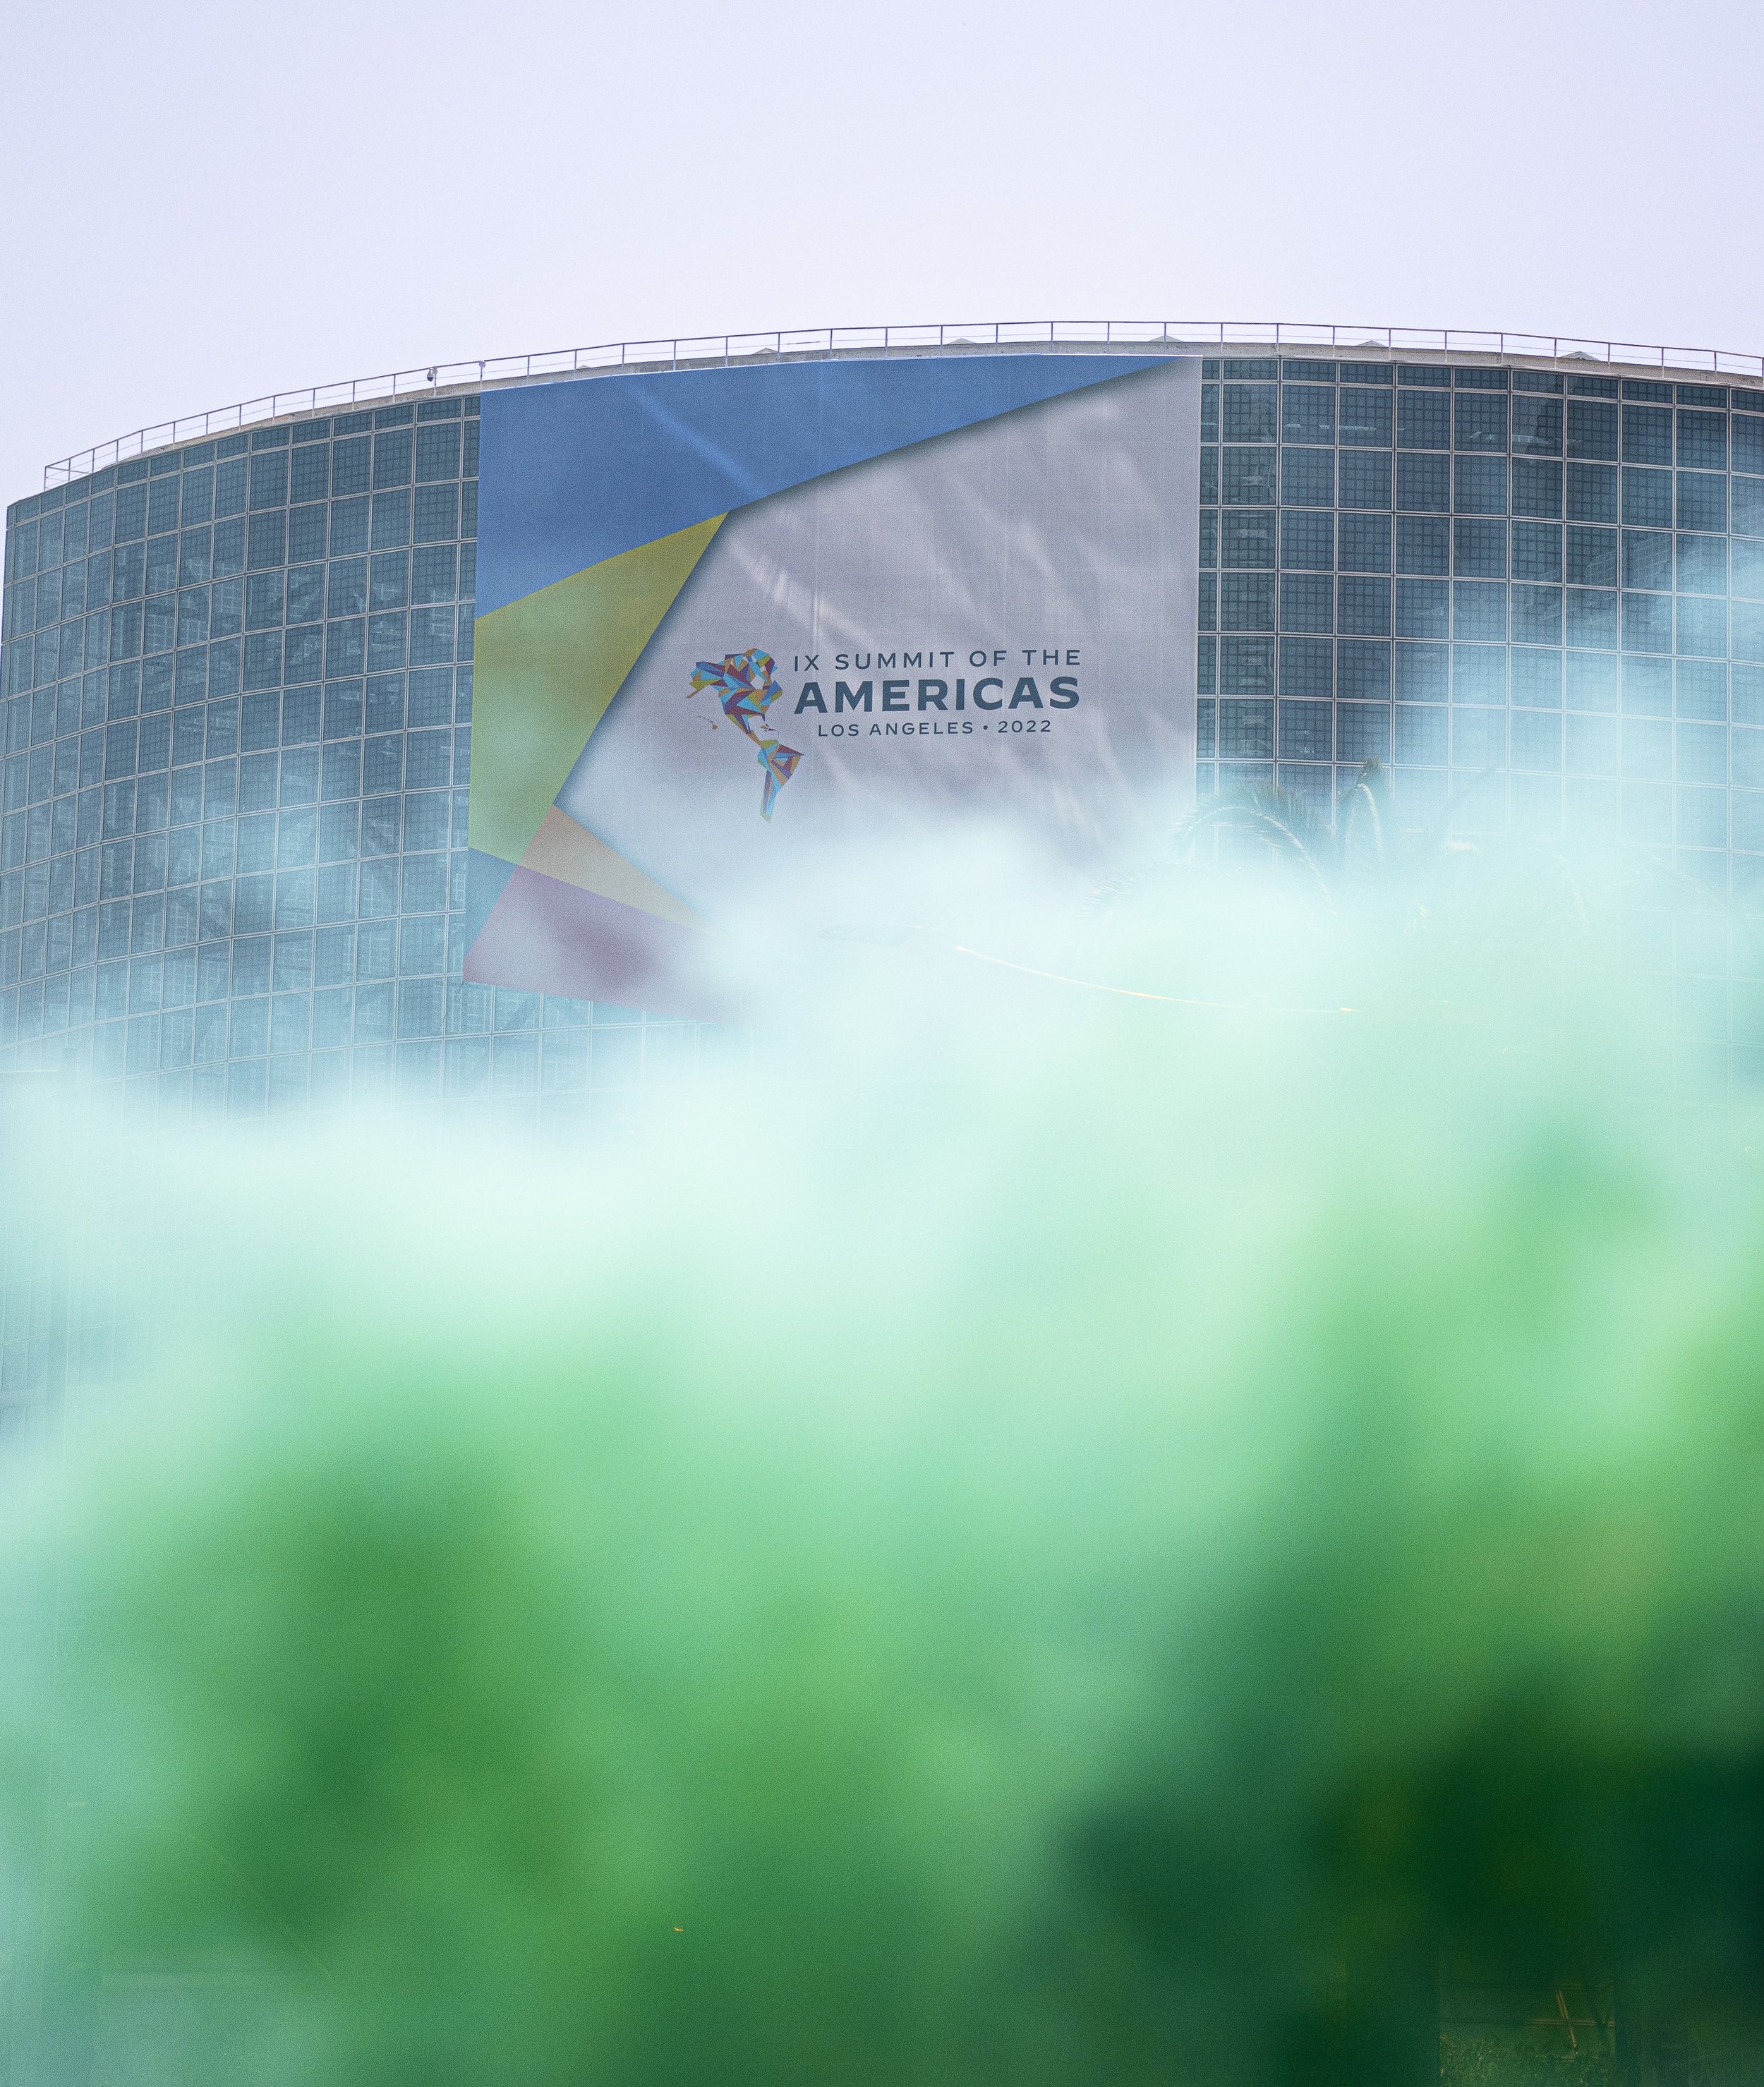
[
  {"left": 327, "top": 559, "right": 367, "bottom": 619},
  {"left": 1396, "top": 515, "right": 1449, "bottom": 575},
  {"left": 1279, "top": 574, "right": 1332, "bottom": 631},
  {"left": 288, "top": 505, "right": 327, "bottom": 563},
  {"left": 1676, "top": 411, "right": 1727, "bottom": 472},
  {"left": 1734, "top": 418, "right": 1764, "bottom": 475},
  {"left": 284, "top": 628, "right": 323, "bottom": 685},
  {"left": 1281, "top": 447, "right": 1334, "bottom": 507},
  {"left": 413, "top": 485, "right": 459, "bottom": 543},
  {"left": 1677, "top": 661, "right": 1727, "bottom": 719},
  {"left": 416, "top": 424, "right": 461, "bottom": 482},
  {"left": 369, "top": 552, "right": 411, "bottom": 609},
  {"left": 1396, "top": 704, "right": 1448, "bottom": 761},
  {"left": 180, "top": 468, "right": 214, "bottom": 527},
  {"left": 1338, "top": 514, "right": 1391, "bottom": 572},
  {"left": 281, "top": 689, "right": 320, "bottom": 748},
  {"left": 1677, "top": 536, "right": 1727, "bottom": 598},
  {"left": 1337, "top": 575, "right": 1390, "bottom": 635},
  {"left": 1219, "top": 637, "right": 1274, "bottom": 694},
  {"left": 365, "top": 677, "right": 405, "bottom": 733},
  {"left": 332, "top": 437, "right": 370, "bottom": 496},
  {"left": 1512, "top": 585, "right": 1563, "bottom": 646},
  {"left": 1454, "top": 581, "right": 1507, "bottom": 641},
  {"left": 1736, "top": 478, "right": 1764, "bottom": 536},
  {"left": 1338, "top": 641, "right": 1389, "bottom": 698},
  {"left": 1678, "top": 473, "right": 1727, "bottom": 532},
  {"left": 1624, "top": 532, "right": 1673, "bottom": 592},
  {"left": 1511, "top": 648, "right": 1564, "bottom": 710},
  {"left": 1396, "top": 579, "right": 1449, "bottom": 639},
  {"left": 1509, "top": 708, "right": 1561, "bottom": 770},
  {"left": 322, "top": 682, "right": 363, "bottom": 739},
  {"left": 1622, "top": 592, "right": 1674, "bottom": 653},
  {"left": 241, "top": 692, "right": 280, "bottom": 752},
  {"left": 1281, "top": 386, "right": 1334, "bottom": 444},
  {"left": 1622, "top": 468, "right": 1674, "bottom": 527},
  {"left": 114, "top": 485, "right": 148, "bottom": 541},
  {"left": 1220, "top": 573, "right": 1274, "bottom": 631},
  {"left": 373, "top": 430, "right": 415, "bottom": 488},
  {"left": 1511, "top": 397, "right": 1562, "bottom": 456},
  {"left": 1454, "top": 519, "right": 1507, "bottom": 577},
  {"left": 1566, "top": 463, "right": 1619, "bottom": 524},
  {"left": 1567, "top": 589, "right": 1619, "bottom": 649},
  {"left": 325, "top": 619, "right": 366, "bottom": 678},
  {"left": 248, "top": 452, "right": 289, "bottom": 510},
  {"left": 1676, "top": 598, "right": 1727, "bottom": 659},
  {"left": 1219, "top": 699, "right": 1273, "bottom": 757},
  {"left": 1622, "top": 404, "right": 1674, "bottom": 466},
  {"left": 1222, "top": 385, "right": 1276, "bottom": 443},
  {"left": 411, "top": 545, "right": 458, "bottom": 605},
  {"left": 1455, "top": 394, "right": 1508, "bottom": 452},
  {"left": 246, "top": 514, "right": 286, "bottom": 571},
  {"left": 1398, "top": 391, "right": 1451, "bottom": 451},
  {"left": 1398, "top": 453, "right": 1451, "bottom": 514},
  {"left": 210, "top": 579, "right": 243, "bottom": 641},
  {"left": 146, "top": 534, "right": 178, "bottom": 595},
  {"left": 1621, "top": 665, "right": 1672, "bottom": 732},
  {"left": 1453, "top": 655, "right": 1507, "bottom": 713},
  {"left": 1339, "top": 451, "right": 1391, "bottom": 509},
  {"left": 1279, "top": 699, "right": 1331, "bottom": 760},
  {"left": 1279, "top": 636, "right": 1332, "bottom": 697},
  {"left": 1566, "top": 525, "right": 1619, "bottom": 588},
  {"left": 328, "top": 497, "right": 368, "bottom": 557},
  {"left": 1396, "top": 643, "right": 1449, "bottom": 703},
  {"left": 1567, "top": 399, "right": 1619, "bottom": 461},
  {"left": 177, "top": 528, "right": 212, "bottom": 588},
  {"left": 368, "top": 613, "right": 408, "bottom": 672},
  {"left": 1512, "top": 459, "right": 1563, "bottom": 518},
  {"left": 286, "top": 564, "right": 325, "bottom": 625},
  {"left": 1223, "top": 449, "right": 1278, "bottom": 504},
  {"left": 1337, "top": 702, "right": 1390, "bottom": 761},
  {"left": 212, "top": 519, "right": 246, "bottom": 579},
  {"left": 1454, "top": 457, "right": 1507, "bottom": 514},
  {"left": 371, "top": 492, "right": 411, "bottom": 550},
  {"left": 1339, "top": 389, "right": 1393, "bottom": 447},
  {"left": 1514, "top": 522, "right": 1563, "bottom": 583},
  {"left": 1221, "top": 512, "right": 1275, "bottom": 567}
]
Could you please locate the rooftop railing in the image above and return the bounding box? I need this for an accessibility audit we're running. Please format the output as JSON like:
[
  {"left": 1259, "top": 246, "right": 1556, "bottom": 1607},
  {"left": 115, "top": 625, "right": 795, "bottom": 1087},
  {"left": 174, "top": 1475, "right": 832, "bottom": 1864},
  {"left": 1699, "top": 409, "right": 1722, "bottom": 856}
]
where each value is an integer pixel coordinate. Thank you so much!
[{"left": 40, "top": 318, "right": 1764, "bottom": 488}]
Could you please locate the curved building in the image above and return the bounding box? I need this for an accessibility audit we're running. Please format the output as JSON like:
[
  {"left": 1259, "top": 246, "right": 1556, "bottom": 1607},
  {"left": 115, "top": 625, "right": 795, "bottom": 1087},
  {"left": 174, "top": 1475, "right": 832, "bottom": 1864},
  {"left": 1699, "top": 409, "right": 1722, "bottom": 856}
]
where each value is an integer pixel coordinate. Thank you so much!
[{"left": 4, "top": 324, "right": 1764, "bottom": 1115}]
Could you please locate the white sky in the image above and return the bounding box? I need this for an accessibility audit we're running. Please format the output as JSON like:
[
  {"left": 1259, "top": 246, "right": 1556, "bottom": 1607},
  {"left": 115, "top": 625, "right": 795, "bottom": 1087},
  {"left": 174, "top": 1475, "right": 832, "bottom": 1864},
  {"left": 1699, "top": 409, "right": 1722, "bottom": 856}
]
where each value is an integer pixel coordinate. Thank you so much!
[{"left": 4, "top": 0, "right": 1762, "bottom": 507}]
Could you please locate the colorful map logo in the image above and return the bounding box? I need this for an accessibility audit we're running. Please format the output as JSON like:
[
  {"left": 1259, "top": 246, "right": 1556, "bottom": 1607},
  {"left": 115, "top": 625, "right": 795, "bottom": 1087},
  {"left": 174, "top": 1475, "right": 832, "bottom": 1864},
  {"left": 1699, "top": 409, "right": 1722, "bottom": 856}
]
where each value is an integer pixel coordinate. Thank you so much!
[{"left": 687, "top": 648, "right": 803, "bottom": 820}]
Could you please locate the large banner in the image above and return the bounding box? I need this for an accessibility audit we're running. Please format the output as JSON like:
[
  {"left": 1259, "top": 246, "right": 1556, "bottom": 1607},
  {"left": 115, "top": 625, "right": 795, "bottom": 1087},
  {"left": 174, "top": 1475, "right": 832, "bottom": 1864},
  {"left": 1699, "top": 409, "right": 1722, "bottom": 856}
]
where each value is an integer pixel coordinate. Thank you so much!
[{"left": 466, "top": 353, "right": 1200, "bottom": 1015}]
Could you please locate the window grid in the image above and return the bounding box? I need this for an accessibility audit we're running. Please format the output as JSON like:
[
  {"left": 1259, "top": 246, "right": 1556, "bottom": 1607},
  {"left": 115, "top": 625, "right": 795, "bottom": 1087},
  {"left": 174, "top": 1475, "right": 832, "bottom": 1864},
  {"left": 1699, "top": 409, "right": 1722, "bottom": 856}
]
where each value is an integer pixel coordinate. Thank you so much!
[
  {"left": 1, "top": 400, "right": 736, "bottom": 1113},
  {"left": 1197, "top": 356, "right": 1764, "bottom": 878}
]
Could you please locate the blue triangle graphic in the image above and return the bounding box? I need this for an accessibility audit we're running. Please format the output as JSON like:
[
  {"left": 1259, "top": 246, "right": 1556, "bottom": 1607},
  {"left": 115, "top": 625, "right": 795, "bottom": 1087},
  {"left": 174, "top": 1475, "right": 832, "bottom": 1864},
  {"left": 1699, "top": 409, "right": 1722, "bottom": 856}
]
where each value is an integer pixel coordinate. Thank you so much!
[{"left": 477, "top": 354, "right": 1178, "bottom": 615}]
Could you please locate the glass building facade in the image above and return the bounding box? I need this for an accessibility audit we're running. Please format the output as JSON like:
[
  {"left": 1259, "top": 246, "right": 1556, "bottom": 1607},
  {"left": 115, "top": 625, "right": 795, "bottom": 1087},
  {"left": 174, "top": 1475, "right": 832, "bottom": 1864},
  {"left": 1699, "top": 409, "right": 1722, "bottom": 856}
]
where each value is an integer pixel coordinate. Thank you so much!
[
  {"left": 0, "top": 390, "right": 705, "bottom": 1121},
  {"left": 5, "top": 344, "right": 1764, "bottom": 1120},
  {"left": 1193, "top": 354, "right": 1764, "bottom": 887}
]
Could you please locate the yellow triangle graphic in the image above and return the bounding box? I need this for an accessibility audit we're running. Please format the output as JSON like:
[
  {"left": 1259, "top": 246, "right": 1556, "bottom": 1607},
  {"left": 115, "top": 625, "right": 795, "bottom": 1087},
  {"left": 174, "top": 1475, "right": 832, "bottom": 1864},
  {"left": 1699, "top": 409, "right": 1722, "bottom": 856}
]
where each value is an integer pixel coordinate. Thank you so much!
[
  {"left": 518, "top": 806, "right": 706, "bottom": 930},
  {"left": 470, "top": 514, "right": 724, "bottom": 867}
]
